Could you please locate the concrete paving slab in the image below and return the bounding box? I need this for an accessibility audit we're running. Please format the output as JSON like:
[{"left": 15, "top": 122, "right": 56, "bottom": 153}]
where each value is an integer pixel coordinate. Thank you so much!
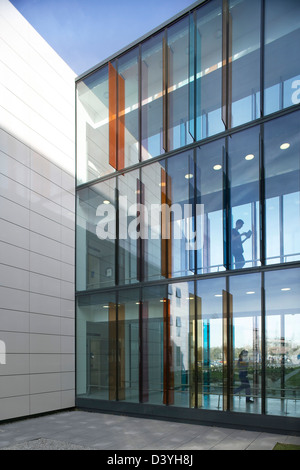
[{"left": 0, "top": 410, "right": 299, "bottom": 451}]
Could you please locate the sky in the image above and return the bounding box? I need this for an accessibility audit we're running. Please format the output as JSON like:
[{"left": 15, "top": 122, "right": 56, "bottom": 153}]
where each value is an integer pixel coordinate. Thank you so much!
[{"left": 10, "top": 0, "right": 195, "bottom": 75}]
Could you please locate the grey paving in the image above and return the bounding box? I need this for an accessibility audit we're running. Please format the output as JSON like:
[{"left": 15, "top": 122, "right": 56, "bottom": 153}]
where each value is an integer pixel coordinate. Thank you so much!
[{"left": 0, "top": 410, "right": 299, "bottom": 450}]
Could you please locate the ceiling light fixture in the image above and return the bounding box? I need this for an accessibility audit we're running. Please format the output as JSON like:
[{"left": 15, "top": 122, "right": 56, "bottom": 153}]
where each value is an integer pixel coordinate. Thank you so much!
[
  {"left": 281, "top": 287, "right": 291, "bottom": 291},
  {"left": 245, "top": 154, "right": 255, "bottom": 160},
  {"left": 280, "top": 143, "right": 290, "bottom": 150},
  {"left": 213, "top": 164, "right": 222, "bottom": 171},
  {"left": 185, "top": 173, "right": 193, "bottom": 179},
  {"left": 246, "top": 291, "right": 255, "bottom": 295}
]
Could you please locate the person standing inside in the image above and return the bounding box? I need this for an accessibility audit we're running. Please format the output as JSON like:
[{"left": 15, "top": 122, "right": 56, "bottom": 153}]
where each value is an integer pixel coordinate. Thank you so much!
[
  {"left": 231, "top": 219, "right": 252, "bottom": 269},
  {"left": 234, "top": 350, "right": 254, "bottom": 403}
]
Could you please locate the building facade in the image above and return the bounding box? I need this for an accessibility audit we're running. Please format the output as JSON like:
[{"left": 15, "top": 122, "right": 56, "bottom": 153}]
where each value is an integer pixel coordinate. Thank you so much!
[
  {"left": 0, "top": 0, "right": 76, "bottom": 420},
  {"left": 75, "top": 0, "right": 300, "bottom": 433}
]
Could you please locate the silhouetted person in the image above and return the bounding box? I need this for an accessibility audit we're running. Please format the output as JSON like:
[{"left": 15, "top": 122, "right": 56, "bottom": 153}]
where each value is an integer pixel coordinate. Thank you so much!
[
  {"left": 234, "top": 350, "right": 254, "bottom": 403},
  {"left": 231, "top": 219, "right": 252, "bottom": 269}
]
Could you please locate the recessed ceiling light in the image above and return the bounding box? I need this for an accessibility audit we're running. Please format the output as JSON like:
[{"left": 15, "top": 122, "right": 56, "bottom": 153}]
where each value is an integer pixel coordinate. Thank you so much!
[
  {"left": 214, "top": 294, "right": 222, "bottom": 297},
  {"left": 280, "top": 143, "right": 290, "bottom": 150},
  {"left": 185, "top": 173, "right": 193, "bottom": 179},
  {"left": 245, "top": 154, "right": 255, "bottom": 161},
  {"left": 246, "top": 291, "right": 255, "bottom": 295},
  {"left": 281, "top": 287, "right": 291, "bottom": 291},
  {"left": 103, "top": 200, "right": 110, "bottom": 204},
  {"left": 103, "top": 305, "right": 109, "bottom": 308},
  {"left": 213, "top": 164, "right": 222, "bottom": 171}
]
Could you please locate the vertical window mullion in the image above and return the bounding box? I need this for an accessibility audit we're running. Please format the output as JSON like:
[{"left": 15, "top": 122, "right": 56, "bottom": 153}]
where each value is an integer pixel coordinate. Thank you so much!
[{"left": 162, "top": 31, "right": 168, "bottom": 152}]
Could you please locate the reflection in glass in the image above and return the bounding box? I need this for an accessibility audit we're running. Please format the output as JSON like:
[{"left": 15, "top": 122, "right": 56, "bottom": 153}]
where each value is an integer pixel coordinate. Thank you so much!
[
  {"left": 264, "top": 111, "right": 300, "bottom": 264},
  {"left": 141, "top": 32, "right": 164, "bottom": 160},
  {"left": 118, "top": 169, "right": 140, "bottom": 285},
  {"left": 229, "top": 274, "right": 261, "bottom": 414},
  {"left": 118, "top": 48, "right": 140, "bottom": 168},
  {"left": 141, "top": 285, "right": 167, "bottom": 405},
  {"left": 197, "top": 277, "right": 225, "bottom": 411},
  {"left": 265, "top": 268, "right": 300, "bottom": 417},
  {"left": 166, "top": 152, "right": 195, "bottom": 278},
  {"left": 264, "top": 0, "right": 300, "bottom": 115},
  {"left": 229, "top": 0, "right": 261, "bottom": 127},
  {"left": 196, "top": 139, "right": 224, "bottom": 273},
  {"left": 168, "top": 282, "right": 195, "bottom": 408},
  {"left": 76, "top": 292, "right": 116, "bottom": 400},
  {"left": 195, "top": 0, "right": 225, "bottom": 140},
  {"left": 167, "top": 17, "right": 193, "bottom": 151},
  {"left": 142, "top": 160, "right": 167, "bottom": 281},
  {"left": 229, "top": 126, "right": 260, "bottom": 269},
  {"left": 76, "top": 179, "right": 116, "bottom": 291},
  {"left": 118, "top": 289, "right": 140, "bottom": 403},
  {"left": 77, "top": 65, "right": 114, "bottom": 184}
]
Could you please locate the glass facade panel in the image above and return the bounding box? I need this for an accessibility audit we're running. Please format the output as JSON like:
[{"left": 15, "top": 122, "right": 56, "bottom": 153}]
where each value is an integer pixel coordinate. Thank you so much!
[
  {"left": 76, "top": 178, "right": 116, "bottom": 291},
  {"left": 141, "top": 159, "right": 167, "bottom": 281},
  {"left": 117, "top": 48, "right": 140, "bottom": 168},
  {"left": 118, "top": 169, "right": 140, "bottom": 285},
  {"left": 141, "top": 32, "right": 164, "bottom": 160},
  {"left": 195, "top": 0, "right": 224, "bottom": 140},
  {"left": 196, "top": 139, "right": 224, "bottom": 273},
  {"left": 197, "top": 277, "right": 225, "bottom": 411},
  {"left": 229, "top": 274, "right": 261, "bottom": 414},
  {"left": 141, "top": 285, "right": 167, "bottom": 405},
  {"left": 265, "top": 111, "right": 300, "bottom": 264},
  {"left": 167, "top": 17, "right": 193, "bottom": 152},
  {"left": 166, "top": 151, "right": 195, "bottom": 278},
  {"left": 229, "top": 126, "right": 260, "bottom": 269},
  {"left": 168, "top": 281, "right": 195, "bottom": 408},
  {"left": 77, "top": 65, "right": 114, "bottom": 184},
  {"left": 76, "top": 292, "right": 117, "bottom": 400},
  {"left": 265, "top": 268, "right": 300, "bottom": 417},
  {"left": 264, "top": 0, "right": 300, "bottom": 115},
  {"left": 229, "top": 0, "right": 261, "bottom": 127},
  {"left": 117, "top": 289, "right": 140, "bottom": 403}
]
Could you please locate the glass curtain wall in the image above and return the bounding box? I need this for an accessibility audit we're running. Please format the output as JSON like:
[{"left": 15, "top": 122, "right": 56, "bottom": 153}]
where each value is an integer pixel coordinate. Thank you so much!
[{"left": 76, "top": 0, "right": 300, "bottom": 425}]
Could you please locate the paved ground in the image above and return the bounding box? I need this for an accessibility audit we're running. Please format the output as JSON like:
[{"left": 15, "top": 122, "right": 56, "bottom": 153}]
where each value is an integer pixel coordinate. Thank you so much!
[{"left": 0, "top": 409, "right": 299, "bottom": 450}]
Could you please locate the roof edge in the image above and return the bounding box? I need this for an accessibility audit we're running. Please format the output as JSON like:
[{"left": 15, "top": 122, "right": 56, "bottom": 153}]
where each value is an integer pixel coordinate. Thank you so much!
[{"left": 75, "top": 0, "right": 206, "bottom": 82}]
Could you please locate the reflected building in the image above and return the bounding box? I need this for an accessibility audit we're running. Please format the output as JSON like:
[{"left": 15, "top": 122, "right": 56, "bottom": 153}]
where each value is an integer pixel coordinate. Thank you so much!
[{"left": 75, "top": 0, "right": 300, "bottom": 432}]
